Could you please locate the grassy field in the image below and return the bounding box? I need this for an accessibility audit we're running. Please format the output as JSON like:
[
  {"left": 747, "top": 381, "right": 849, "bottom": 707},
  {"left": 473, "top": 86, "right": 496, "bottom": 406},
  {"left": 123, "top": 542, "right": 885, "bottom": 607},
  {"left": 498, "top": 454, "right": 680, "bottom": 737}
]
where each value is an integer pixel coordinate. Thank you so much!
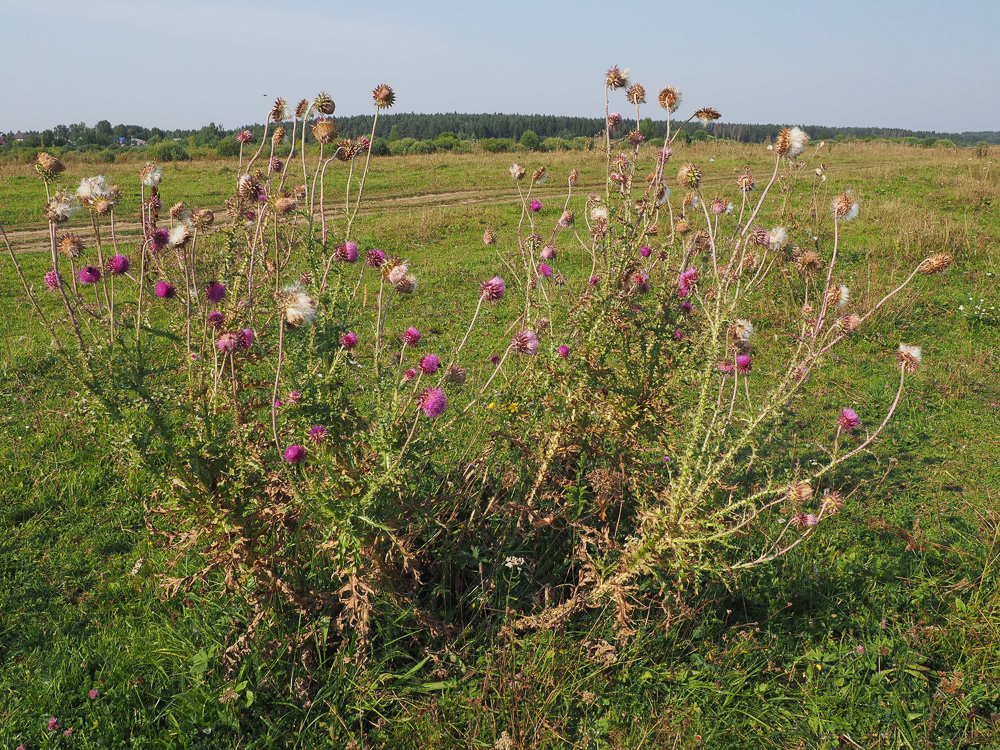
[{"left": 2, "top": 141, "right": 1000, "bottom": 748}]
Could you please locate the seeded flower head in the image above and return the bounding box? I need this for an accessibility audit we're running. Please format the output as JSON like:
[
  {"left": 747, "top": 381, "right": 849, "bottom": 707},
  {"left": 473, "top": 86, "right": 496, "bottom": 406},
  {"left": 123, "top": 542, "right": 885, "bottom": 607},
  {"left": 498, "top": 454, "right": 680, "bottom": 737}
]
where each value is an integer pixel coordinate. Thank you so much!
[
  {"left": 532, "top": 166, "right": 547, "bottom": 184},
  {"left": 270, "top": 97, "right": 287, "bottom": 122},
  {"left": 775, "top": 126, "right": 809, "bottom": 158},
  {"left": 372, "top": 83, "right": 395, "bottom": 109},
  {"left": 919, "top": 253, "right": 953, "bottom": 275},
  {"left": 737, "top": 169, "right": 756, "bottom": 192},
  {"left": 658, "top": 86, "right": 681, "bottom": 112},
  {"left": 509, "top": 163, "right": 526, "bottom": 181},
  {"left": 794, "top": 249, "right": 823, "bottom": 273},
  {"left": 314, "top": 92, "right": 335, "bottom": 115},
  {"left": 832, "top": 193, "right": 859, "bottom": 221},
  {"left": 168, "top": 224, "right": 190, "bottom": 248},
  {"left": 897, "top": 343, "right": 922, "bottom": 374},
  {"left": 482, "top": 228, "right": 497, "bottom": 245},
  {"left": 605, "top": 66, "right": 628, "bottom": 89},
  {"left": 58, "top": 233, "right": 85, "bottom": 259},
  {"left": 626, "top": 83, "right": 646, "bottom": 105},
  {"left": 35, "top": 152, "right": 66, "bottom": 181},
  {"left": 480, "top": 276, "right": 505, "bottom": 301},
  {"left": 311, "top": 117, "right": 338, "bottom": 144},
  {"left": 279, "top": 285, "right": 319, "bottom": 327},
  {"left": 45, "top": 190, "right": 76, "bottom": 224},
  {"left": 139, "top": 162, "right": 163, "bottom": 187},
  {"left": 558, "top": 210, "right": 574, "bottom": 228},
  {"left": 695, "top": 107, "right": 721, "bottom": 124},
  {"left": 787, "top": 481, "right": 813, "bottom": 506},
  {"left": 677, "top": 163, "right": 702, "bottom": 189}
]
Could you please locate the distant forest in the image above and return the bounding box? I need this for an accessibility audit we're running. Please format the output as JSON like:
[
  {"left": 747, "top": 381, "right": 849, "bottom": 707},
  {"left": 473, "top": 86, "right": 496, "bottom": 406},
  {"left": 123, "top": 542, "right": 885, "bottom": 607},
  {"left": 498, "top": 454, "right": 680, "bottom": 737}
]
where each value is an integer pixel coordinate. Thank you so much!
[{"left": 2, "top": 113, "right": 997, "bottom": 162}]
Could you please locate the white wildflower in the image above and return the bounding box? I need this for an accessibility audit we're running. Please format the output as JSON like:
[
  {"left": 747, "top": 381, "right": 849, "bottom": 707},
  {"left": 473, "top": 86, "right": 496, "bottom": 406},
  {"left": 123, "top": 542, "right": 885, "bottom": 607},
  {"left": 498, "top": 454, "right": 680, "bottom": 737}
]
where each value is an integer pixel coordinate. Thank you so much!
[
  {"left": 768, "top": 226, "right": 789, "bottom": 250},
  {"left": 281, "top": 285, "right": 318, "bottom": 327}
]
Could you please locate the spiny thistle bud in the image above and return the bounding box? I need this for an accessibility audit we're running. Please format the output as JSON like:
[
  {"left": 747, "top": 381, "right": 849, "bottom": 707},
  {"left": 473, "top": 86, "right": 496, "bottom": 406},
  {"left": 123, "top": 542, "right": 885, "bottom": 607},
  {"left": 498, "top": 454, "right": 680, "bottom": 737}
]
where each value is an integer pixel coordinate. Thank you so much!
[
  {"left": 509, "top": 163, "right": 526, "bottom": 181},
  {"left": 272, "top": 126, "right": 286, "bottom": 147},
  {"left": 832, "top": 193, "right": 859, "bottom": 221},
  {"left": 626, "top": 83, "right": 646, "bottom": 105},
  {"left": 919, "top": 253, "right": 953, "bottom": 275},
  {"left": 314, "top": 92, "right": 335, "bottom": 115},
  {"left": 674, "top": 218, "right": 691, "bottom": 235},
  {"left": 270, "top": 156, "right": 283, "bottom": 173},
  {"left": 658, "top": 87, "right": 681, "bottom": 112},
  {"left": 512, "top": 329, "right": 539, "bottom": 355},
  {"left": 737, "top": 168, "right": 756, "bottom": 192},
  {"left": 279, "top": 285, "right": 319, "bottom": 327},
  {"left": 394, "top": 274, "right": 418, "bottom": 294},
  {"left": 275, "top": 197, "right": 298, "bottom": 214},
  {"left": 525, "top": 233, "right": 543, "bottom": 252},
  {"left": 443, "top": 364, "right": 467, "bottom": 385},
  {"left": 677, "top": 163, "right": 702, "bottom": 189},
  {"left": 238, "top": 173, "right": 260, "bottom": 201},
  {"left": 295, "top": 99, "right": 309, "bottom": 118},
  {"left": 335, "top": 139, "right": 354, "bottom": 161},
  {"left": 838, "top": 313, "right": 862, "bottom": 333},
  {"left": 794, "top": 250, "right": 823, "bottom": 273},
  {"left": 787, "top": 481, "right": 813, "bottom": 506},
  {"left": 749, "top": 226, "right": 771, "bottom": 247},
  {"left": 58, "top": 233, "right": 85, "bottom": 258},
  {"left": 372, "top": 83, "right": 395, "bottom": 109},
  {"left": 35, "top": 152, "right": 65, "bottom": 181},
  {"left": 607, "top": 112, "right": 623, "bottom": 128},
  {"left": 775, "top": 126, "right": 809, "bottom": 158},
  {"left": 612, "top": 153, "right": 630, "bottom": 172},
  {"left": 695, "top": 107, "right": 721, "bottom": 124},
  {"left": 821, "top": 491, "right": 844, "bottom": 516},
  {"left": 532, "top": 166, "right": 547, "bottom": 184},
  {"left": 192, "top": 208, "right": 214, "bottom": 230},
  {"left": 333, "top": 241, "right": 359, "bottom": 263},
  {"left": 270, "top": 97, "right": 287, "bottom": 122},
  {"left": 311, "top": 117, "right": 338, "bottom": 145},
  {"left": 482, "top": 228, "right": 497, "bottom": 245},
  {"left": 897, "top": 343, "right": 922, "bottom": 374},
  {"left": 605, "top": 66, "right": 628, "bottom": 89}
]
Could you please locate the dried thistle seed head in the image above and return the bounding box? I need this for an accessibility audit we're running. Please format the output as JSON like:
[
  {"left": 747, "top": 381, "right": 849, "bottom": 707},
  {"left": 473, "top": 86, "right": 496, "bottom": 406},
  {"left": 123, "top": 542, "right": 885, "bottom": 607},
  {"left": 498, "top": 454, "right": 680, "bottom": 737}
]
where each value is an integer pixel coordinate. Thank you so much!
[
  {"left": 279, "top": 285, "right": 319, "bottom": 327},
  {"left": 275, "top": 197, "right": 298, "bottom": 214},
  {"left": 612, "top": 153, "right": 630, "bottom": 172},
  {"left": 372, "top": 83, "right": 395, "bottom": 109},
  {"left": 737, "top": 169, "right": 756, "bottom": 192},
  {"left": 58, "top": 233, "right": 85, "bottom": 258},
  {"left": 821, "top": 491, "right": 844, "bottom": 516},
  {"left": 749, "top": 226, "right": 771, "bottom": 247},
  {"left": 509, "top": 162, "right": 526, "bottom": 180},
  {"left": 795, "top": 250, "right": 823, "bottom": 273},
  {"left": 270, "top": 97, "right": 287, "bottom": 122},
  {"left": 741, "top": 250, "right": 759, "bottom": 270},
  {"left": 677, "top": 163, "right": 702, "bottom": 188},
  {"left": 443, "top": 364, "right": 467, "bottom": 385},
  {"left": 311, "top": 117, "right": 338, "bottom": 144},
  {"left": 45, "top": 190, "right": 76, "bottom": 224},
  {"left": 787, "top": 481, "right": 813, "bottom": 506},
  {"left": 269, "top": 156, "right": 283, "bottom": 173},
  {"left": 482, "top": 228, "right": 497, "bottom": 245},
  {"left": 605, "top": 66, "right": 628, "bottom": 89},
  {"left": 314, "top": 92, "right": 335, "bottom": 115},
  {"left": 626, "top": 83, "right": 646, "bottom": 105},
  {"left": 295, "top": 99, "right": 309, "bottom": 118},
  {"left": 569, "top": 168, "right": 579, "bottom": 186},
  {"left": 832, "top": 192, "right": 859, "bottom": 221},
  {"left": 729, "top": 318, "right": 754, "bottom": 343},
  {"left": 169, "top": 201, "right": 189, "bottom": 221},
  {"left": 35, "top": 152, "right": 65, "bottom": 180},
  {"left": 838, "top": 313, "right": 862, "bottom": 333},
  {"left": 272, "top": 126, "right": 286, "bottom": 146},
  {"left": 525, "top": 233, "right": 543, "bottom": 252},
  {"left": 192, "top": 208, "right": 214, "bottom": 229},
  {"left": 775, "top": 126, "right": 809, "bottom": 158},
  {"left": 658, "top": 86, "right": 681, "bottom": 112},
  {"left": 238, "top": 173, "right": 260, "bottom": 200},
  {"left": 335, "top": 139, "right": 354, "bottom": 161},
  {"left": 825, "top": 284, "right": 849, "bottom": 308},
  {"left": 897, "top": 343, "right": 922, "bottom": 374},
  {"left": 695, "top": 107, "right": 721, "bottom": 124},
  {"left": 139, "top": 162, "right": 163, "bottom": 187},
  {"left": 168, "top": 223, "right": 190, "bottom": 248},
  {"left": 682, "top": 191, "right": 695, "bottom": 210},
  {"left": 532, "top": 166, "right": 547, "bottom": 184},
  {"left": 919, "top": 253, "right": 953, "bottom": 274},
  {"left": 235, "top": 130, "right": 253, "bottom": 144},
  {"left": 710, "top": 197, "right": 728, "bottom": 215},
  {"left": 626, "top": 129, "right": 645, "bottom": 146},
  {"left": 382, "top": 256, "right": 408, "bottom": 282},
  {"left": 674, "top": 218, "right": 691, "bottom": 235},
  {"left": 394, "top": 274, "right": 418, "bottom": 294},
  {"left": 558, "top": 209, "right": 575, "bottom": 228}
]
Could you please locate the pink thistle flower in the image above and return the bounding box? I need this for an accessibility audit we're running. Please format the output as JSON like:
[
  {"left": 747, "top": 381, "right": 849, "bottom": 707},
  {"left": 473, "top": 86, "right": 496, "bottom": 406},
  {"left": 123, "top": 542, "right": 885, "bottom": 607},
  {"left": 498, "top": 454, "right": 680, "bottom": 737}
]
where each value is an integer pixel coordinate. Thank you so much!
[
  {"left": 419, "top": 388, "right": 447, "bottom": 418},
  {"left": 540, "top": 244, "right": 556, "bottom": 261},
  {"left": 718, "top": 359, "right": 734, "bottom": 375},
  {"left": 287, "top": 390, "right": 303, "bottom": 406},
  {"left": 207, "top": 311, "right": 224, "bottom": 329},
  {"left": 489, "top": 354, "right": 500, "bottom": 364},
  {"left": 365, "top": 248, "right": 386, "bottom": 268},
  {"left": 537, "top": 262, "right": 553, "bottom": 278},
  {"left": 673, "top": 329, "right": 684, "bottom": 340},
  {"left": 108, "top": 254, "right": 130, "bottom": 276},
  {"left": 403, "top": 368, "right": 418, "bottom": 381},
  {"left": 678, "top": 267, "right": 699, "bottom": 296},
  {"left": 64, "top": 729, "right": 73, "bottom": 737},
  {"left": 480, "top": 276, "right": 505, "bottom": 301},
  {"left": 48, "top": 718, "right": 60, "bottom": 731},
  {"left": 340, "top": 331, "right": 358, "bottom": 350},
  {"left": 607, "top": 112, "right": 623, "bottom": 128},
  {"left": 402, "top": 326, "right": 421, "bottom": 346},
  {"left": 309, "top": 425, "right": 328, "bottom": 445},
  {"left": 205, "top": 281, "right": 226, "bottom": 305},
  {"left": 557, "top": 345, "right": 570, "bottom": 358},
  {"left": 333, "top": 241, "right": 359, "bottom": 263},
  {"left": 630, "top": 270, "right": 650, "bottom": 294},
  {"left": 640, "top": 245, "right": 651, "bottom": 258},
  {"left": 530, "top": 199, "right": 542, "bottom": 212},
  {"left": 419, "top": 353, "right": 441, "bottom": 374},
  {"left": 710, "top": 198, "right": 727, "bottom": 215},
  {"left": 838, "top": 408, "right": 861, "bottom": 430},
  {"left": 89, "top": 689, "right": 98, "bottom": 699},
  {"left": 44, "top": 270, "right": 61, "bottom": 290},
  {"left": 284, "top": 444, "right": 306, "bottom": 463},
  {"left": 656, "top": 147, "right": 673, "bottom": 164},
  {"left": 150, "top": 228, "right": 169, "bottom": 250},
  {"left": 216, "top": 333, "right": 239, "bottom": 353},
  {"left": 236, "top": 130, "right": 253, "bottom": 144},
  {"left": 274, "top": 398, "right": 284, "bottom": 408},
  {"left": 239, "top": 328, "right": 254, "bottom": 348},
  {"left": 588, "top": 274, "right": 600, "bottom": 287},
  {"left": 512, "top": 329, "right": 539, "bottom": 355},
  {"left": 680, "top": 301, "right": 693, "bottom": 314},
  {"left": 155, "top": 281, "right": 176, "bottom": 299},
  {"left": 79, "top": 265, "right": 101, "bottom": 284},
  {"left": 794, "top": 513, "right": 819, "bottom": 529},
  {"left": 736, "top": 354, "right": 752, "bottom": 374}
]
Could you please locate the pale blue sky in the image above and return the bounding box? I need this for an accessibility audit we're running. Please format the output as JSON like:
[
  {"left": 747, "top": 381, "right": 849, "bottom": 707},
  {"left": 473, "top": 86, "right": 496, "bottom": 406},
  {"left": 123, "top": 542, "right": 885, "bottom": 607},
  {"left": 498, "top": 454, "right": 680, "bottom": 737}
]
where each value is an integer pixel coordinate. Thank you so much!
[{"left": 2, "top": 0, "right": 998, "bottom": 133}]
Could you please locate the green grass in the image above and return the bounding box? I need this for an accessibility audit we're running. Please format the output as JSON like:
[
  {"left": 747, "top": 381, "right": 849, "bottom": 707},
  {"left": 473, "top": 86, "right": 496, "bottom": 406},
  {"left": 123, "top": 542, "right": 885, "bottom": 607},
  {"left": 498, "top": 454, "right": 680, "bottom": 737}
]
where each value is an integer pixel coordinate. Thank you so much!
[{"left": 2, "top": 142, "right": 1000, "bottom": 748}]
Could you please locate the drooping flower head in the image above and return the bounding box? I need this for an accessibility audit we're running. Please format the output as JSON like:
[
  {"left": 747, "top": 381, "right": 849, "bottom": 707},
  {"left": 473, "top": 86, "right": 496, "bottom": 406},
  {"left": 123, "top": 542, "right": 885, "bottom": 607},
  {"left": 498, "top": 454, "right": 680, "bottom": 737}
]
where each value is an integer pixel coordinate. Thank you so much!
[
  {"left": 333, "top": 241, "right": 359, "bottom": 263},
  {"left": 557, "top": 210, "right": 574, "bottom": 228},
  {"left": 284, "top": 444, "right": 306, "bottom": 464},
  {"left": 695, "top": 107, "right": 721, "bottom": 125},
  {"left": 419, "top": 388, "right": 447, "bottom": 418},
  {"left": 155, "top": 281, "right": 176, "bottom": 299},
  {"left": 509, "top": 163, "right": 526, "bottom": 181},
  {"left": 776, "top": 126, "right": 809, "bottom": 158},
  {"left": 107, "top": 254, "right": 130, "bottom": 276},
  {"left": 150, "top": 228, "right": 169, "bottom": 251},
  {"left": 402, "top": 327, "right": 421, "bottom": 346},
  {"left": 236, "top": 130, "right": 253, "bottom": 144},
  {"left": 45, "top": 190, "right": 76, "bottom": 224},
  {"left": 365, "top": 248, "right": 386, "bottom": 268},
  {"left": 79, "top": 266, "right": 101, "bottom": 284},
  {"left": 444, "top": 364, "right": 467, "bottom": 384},
  {"left": 480, "top": 276, "right": 505, "bottom": 301},
  {"left": 205, "top": 281, "right": 227, "bottom": 305},
  {"left": 512, "top": 329, "right": 539, "bottom": 355},
  {"left": 403, "top": 368, "right": 418, "bottom": 381},
  {"left": 710, "top": 198, "right": 728, "bottom": 216},
  {"left": 35, "top": 152, "right": 65, "bottom": 181},
  {"left": 677, "top": 163, "right": 702, "bottom": 189},
  {"left": 838, "top": 408, "right": 862, "bottom": 430},
  {"left": 794, "top": 512, "right": 820, "bottom": 530},
  {"left": 897, "top": 343, "right": 922, "bottom": 374},
  {"left": 919, "top": 253, "right": 953, "bottom": 275},
  {"left": 626, "top": 83, "right": 646, "bottom": 105},
  {"left": 718, "top": 359, "right": 735, "bottom": 376},
  {"left": 768, "top": 226, "right": 789, "bottom": 250},
  {"left": 630, "top": 270, "right": 650, "bottom": 294},
  {"left": 607, "top": 112, "right": 623, "bottom": 128},
  {"left": 340, "top": 331, "right": 358, "bottom": 350},
  {"left": 482, "top": 228, "right": 497, "bottom": 245}
]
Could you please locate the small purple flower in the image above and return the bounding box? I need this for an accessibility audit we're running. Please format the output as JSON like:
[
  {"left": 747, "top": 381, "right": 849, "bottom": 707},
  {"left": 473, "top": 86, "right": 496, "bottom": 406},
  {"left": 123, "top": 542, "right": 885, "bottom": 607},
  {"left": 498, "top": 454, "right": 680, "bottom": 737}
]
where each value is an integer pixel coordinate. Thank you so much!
[
  {"left": 489, "top": 354, "right": 500, "bottom": 365},
  {"left": 216, "top": 333, "right": 239, "bottom": 353},
  {"left": 207, "top": 311, "right": 224, "bottom": 329},
  {"left": 284, "top": 444, "right": 306, "bottom": 463},
  {"left": 403, "top": 368, "right": 418, "bottom": 381},
  {"left": 640, "top": 245, "right": 651, "bottom": 258},
  {"left": 79, "top": 265, "right": 101, "bottom": 284},
  {"left": 274, "top": 398, "right": 284, "bottom": 408},
  {"left": 150, "top": 228, "right": 169, "bottom": 250},
  {"left": 678, "top": 267, "right": 699, "bottom": 296},
  {"left": 340, "top": 331, "right": 358, "bottom": 350},
  {"left": 588, "top": 274, "right": 600, "bottom": 287},
  {"left": 287, "top": 390, "right": 303, "bottom": 406},
  {"left": 44, "top": 270, "right": 61, "bottom": 290},
  {"left": 512, "top": 329, "right": 539, "bottom": 355},
  {"left": 309, "top": 425, "right": 328, "bottom": 445},
  {"left": 419, "top": 353, "right": 441, "bottom": 374},
  {"left": 673, "top": 329, "right": 684, "bottom": 340},
  {"left": 155, "top": 281, "right": 176, "bottom": 299},
  {"left": 239, "top": 328, "right": 254, "bottom": 349},
  {"left": 631, "top": 271, "right": 650, "bottom": 294},
  {"left": 89, "top": 688, "right": 99, "bottom": 699},
  {"left": 48, "top": 718, "right": 60, "bottom": 732},
  {"left": 334, "top": 241, "right": 359, "bottom": 263},
  {"left": 680, "top": 301, "right": 693, "bottom": 314},
  {"left": 480, "top": 276, "right": 505, "bottom": 301},
  {"left": 402, "top": 327, "right": 421, "bottom": 346},
  {"left": 205, "top": 281, "right": 227, "bottom": 305},
  {"left": 736, "top": 354, "right": 753, "bottom": 374},
  {"left": 530, "top": 199, "right": 542, "bottom": 212},
  {"left": 718, "top": 359, "right": 734, "bottom": 375},
  {"left": 64, "top": 729, "right": 73, "bottom": 737},
  {"left": 794, "top": 512, "right": 819, "bottom": 529},
  {"left": 419, "top": 388, "right": 447, "bottom": 418},
  {"left": 557, "top": 345, "right": 570, "bottom": 358},
  {"left": 537, "top": 262, "right": 553, "bottom": 278},
  {"left": 838, "top": 408, "right": 861, "bottom": 430},
  {"left": 108, "top": 254, "right": 130, "bottom": 276},
  {"left": 365, "top": 248, "right": 386, "bottom": 268}
]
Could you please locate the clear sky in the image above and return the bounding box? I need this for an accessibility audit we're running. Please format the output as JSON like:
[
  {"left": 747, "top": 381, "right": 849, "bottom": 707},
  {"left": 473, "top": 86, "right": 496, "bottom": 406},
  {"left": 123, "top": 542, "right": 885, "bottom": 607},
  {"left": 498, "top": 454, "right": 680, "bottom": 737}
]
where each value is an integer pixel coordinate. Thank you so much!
[{"left": 3, "top": 0, "right": 998, "bottom": 134}]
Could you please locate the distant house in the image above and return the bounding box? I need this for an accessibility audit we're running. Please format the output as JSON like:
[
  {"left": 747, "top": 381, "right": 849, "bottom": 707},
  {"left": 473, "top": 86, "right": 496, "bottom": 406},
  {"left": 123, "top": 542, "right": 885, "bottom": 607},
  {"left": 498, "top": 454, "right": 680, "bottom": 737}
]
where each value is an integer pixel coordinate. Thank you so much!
[{"left": 13, "top": 132, "right": 27, "bottom": 142}]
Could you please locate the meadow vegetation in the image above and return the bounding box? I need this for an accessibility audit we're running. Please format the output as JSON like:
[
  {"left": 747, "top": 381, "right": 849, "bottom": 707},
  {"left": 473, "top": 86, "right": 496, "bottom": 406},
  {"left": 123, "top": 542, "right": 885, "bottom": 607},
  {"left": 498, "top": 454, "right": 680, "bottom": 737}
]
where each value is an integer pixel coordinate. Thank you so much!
[{"left": 1, "top": 76, "right": 1000, "bottom": 749}]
